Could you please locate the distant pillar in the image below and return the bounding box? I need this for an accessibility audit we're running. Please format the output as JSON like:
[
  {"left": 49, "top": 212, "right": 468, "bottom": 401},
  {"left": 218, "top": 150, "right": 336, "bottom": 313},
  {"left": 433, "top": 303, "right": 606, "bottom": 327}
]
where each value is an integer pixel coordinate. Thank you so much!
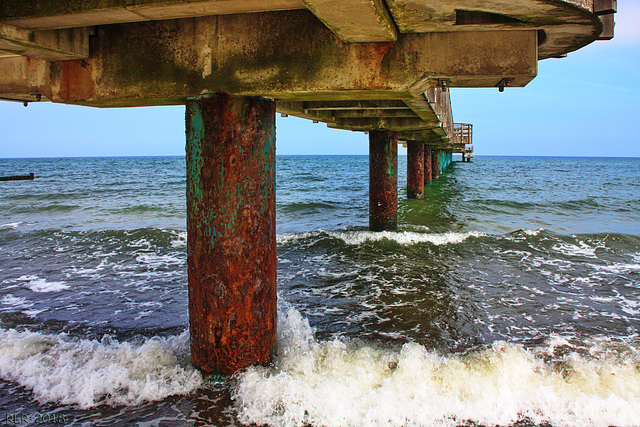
[
  {"left": 424, "top": 145, "right": 432, "bottom": 184},
  {"left": 406, "top": 141, "right": 424, "bottom": 199},
  {"left": 432, "top": 149, "right": 439, "bottom": 179},
  {"left": 186, "top": 93, "right": 277, "bottom": 376},
  {"left": 369, "top": 130, "right": 398, "bottom": 231}
]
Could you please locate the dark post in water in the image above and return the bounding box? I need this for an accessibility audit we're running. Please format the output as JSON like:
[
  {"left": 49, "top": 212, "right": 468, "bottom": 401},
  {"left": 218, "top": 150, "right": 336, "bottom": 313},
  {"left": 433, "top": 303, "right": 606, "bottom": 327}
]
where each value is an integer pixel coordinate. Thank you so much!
[
  {"left": 406, "top": 141, "right": 424, "bottom": 199},
  {"left": 432, "top": 149, "right": 440, "bottom": 180},
  {"left": 369, "top": 130, "right": 398, "bottom": 231},
  {"left": 185, "top": 93, "right": 277, "bottom": 376},
  {"left": 424, "top": 145, "right": 432, "bottom": 184}
]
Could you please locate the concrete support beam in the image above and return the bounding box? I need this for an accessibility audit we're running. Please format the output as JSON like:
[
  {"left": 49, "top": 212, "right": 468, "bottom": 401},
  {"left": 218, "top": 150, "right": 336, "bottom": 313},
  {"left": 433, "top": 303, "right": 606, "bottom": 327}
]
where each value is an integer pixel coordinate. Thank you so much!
[
  {"left": 301, "top": 0, "right": 397, "bottom": 42},
  {"left": 596, "top": 12, "right": 614, "bottom": 40},
  {"left": 0, "top": 24, "right": 88, "bottom": 61},
  {"left": 0, "top": 56, "right": 49, "bottom": 102},
  {"left": 594, "top": 0, "right": 617, "bottom": 14},
  {"left": 406, "top": 141, "right": 424, "bottom": 199},
  {"left": 384, "top": 0, "right": 601, "bottom": 60},
  {"left": 186, "top": 93, "right": 277, "bottom": 376},
  {"left": 369, "top": 130, "right": 398, "bottom": 231},
  {"left": 1, "top": 0, "right": 305, "bottom": 30},
  {"left": 0, "top": 11, "right": 539, "bottom": 107},
  {"left": 424, "top": 145, "right": 432, "bottom": 184}
]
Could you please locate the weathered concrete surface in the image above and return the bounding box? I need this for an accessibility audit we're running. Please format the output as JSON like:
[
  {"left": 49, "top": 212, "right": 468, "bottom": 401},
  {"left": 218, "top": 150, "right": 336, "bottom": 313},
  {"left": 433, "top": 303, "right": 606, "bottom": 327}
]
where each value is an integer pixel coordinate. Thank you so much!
[
  {"left": 302, "top": 0, "right": 397, "bottom": 42},
  {"left": 3, "top": 10, "right": 537, "bottom": 108},
  {"left": 385, "top": 0, "right": 601, "bottom": 59},
  {"left": 0, "top": 24, "right": 88, "bottom": 61},
  {"left": 369, "top": 130, "right": 398, "bottom": 231},
  {"left": 0, "top": 0, "right": 305, "bottom": 29},
  {"left": 407, "top": 141, "right": 424, "bottom": 199},
  {"left": 0, "top": 56, "right": 49, "bottom": 102},
  {"left": 0, "top": 9, "right": 536, "bottom": 144},
  {"left": 0, "top": 0, "right": 604, "bottom": 59},
  {"left": 0, "top": 0, "right": 612, "bottom": 144},
  {"left": 186, "top": 93, "right": 276, "bottom": 376}
]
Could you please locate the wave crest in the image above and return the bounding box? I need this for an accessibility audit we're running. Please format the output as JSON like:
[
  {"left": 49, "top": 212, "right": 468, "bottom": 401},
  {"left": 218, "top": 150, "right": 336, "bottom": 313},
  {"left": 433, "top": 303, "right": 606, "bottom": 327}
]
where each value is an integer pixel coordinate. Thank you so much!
[
  {"left": 0, "top": 328, "right": 202, "bottom": 408},
  {"left": 277, "top": 230, "right": 485, "bottom": 247},
  {"left": 234, "top": 309, "right": 640, "bottom": 427}
]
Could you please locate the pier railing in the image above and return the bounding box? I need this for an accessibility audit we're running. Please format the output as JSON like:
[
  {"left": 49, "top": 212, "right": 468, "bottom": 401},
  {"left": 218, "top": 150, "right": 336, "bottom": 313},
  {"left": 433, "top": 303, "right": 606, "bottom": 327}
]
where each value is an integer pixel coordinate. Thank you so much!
[{"left": 452, "top": 123, "right": 473, "bottom": 160}]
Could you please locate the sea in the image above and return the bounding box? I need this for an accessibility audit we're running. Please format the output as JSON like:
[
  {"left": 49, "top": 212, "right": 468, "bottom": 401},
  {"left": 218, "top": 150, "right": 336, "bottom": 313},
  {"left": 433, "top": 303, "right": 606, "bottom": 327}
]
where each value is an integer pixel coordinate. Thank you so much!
[{"left": 0, "top": 155, "right": 639, "bottom": 427}]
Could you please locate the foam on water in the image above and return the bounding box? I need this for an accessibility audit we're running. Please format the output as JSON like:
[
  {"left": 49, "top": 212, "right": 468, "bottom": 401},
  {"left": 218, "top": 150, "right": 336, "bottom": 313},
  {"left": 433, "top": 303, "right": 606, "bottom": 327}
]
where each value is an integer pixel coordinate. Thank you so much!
[
  {"left": 0, "top": 328, "right": 202, "bottom": 409},
  {"left": 552, "top": 240, "right": 604, "bottom": 258},
  {"left": 0, "top": 295, "right": 33, "bottom": 310},
  {"left": 277, "top": 230, "right": 485, "bottom": 247},
  {"left": 170, "top": 231, "right": 187, "bottom": 248},
  {"left": 0, "top": 222, "right": 21, "bottom": 230},
  {"left": 234, "top": 309, "right": 640, "bottom": 427},
  {"left": 18, "top": 276, "right": 70, "bottom": 293}
]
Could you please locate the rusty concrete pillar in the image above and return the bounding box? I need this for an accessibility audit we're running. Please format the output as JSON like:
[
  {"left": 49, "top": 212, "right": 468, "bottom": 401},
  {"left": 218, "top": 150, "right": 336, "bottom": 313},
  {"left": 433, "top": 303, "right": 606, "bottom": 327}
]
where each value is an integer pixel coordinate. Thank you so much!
[
  {"left": 186, "top": 93, "right": 276, "bottom": 376},
  {"left": 406, "top": 141, "right": 424, "bottom": 199},
  {"left": 432, "top": 149, "right": 439, "bottom": 179},
  {"left": 369, "top": 130, "right": 398, "bottom": 231},
  {"left": 424, "top": 145, "right": 432, "bottom": 184}
]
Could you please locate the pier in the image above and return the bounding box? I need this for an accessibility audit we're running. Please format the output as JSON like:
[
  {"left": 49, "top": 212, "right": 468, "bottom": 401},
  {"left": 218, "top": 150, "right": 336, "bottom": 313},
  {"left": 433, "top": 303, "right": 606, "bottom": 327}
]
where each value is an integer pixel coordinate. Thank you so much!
[
  {"left": 0, "top": 0, "right": 615, "bottom": 375},
  {"left": 0, "top": 173, "right": 34, "bottom": 181}
]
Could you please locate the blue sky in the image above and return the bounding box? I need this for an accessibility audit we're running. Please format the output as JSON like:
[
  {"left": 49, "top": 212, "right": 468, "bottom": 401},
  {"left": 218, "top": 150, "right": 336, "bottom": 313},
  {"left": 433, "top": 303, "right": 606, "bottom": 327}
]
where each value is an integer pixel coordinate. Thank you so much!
[{"left": 1, "top": 3, "right": 638, "bottom": 158}]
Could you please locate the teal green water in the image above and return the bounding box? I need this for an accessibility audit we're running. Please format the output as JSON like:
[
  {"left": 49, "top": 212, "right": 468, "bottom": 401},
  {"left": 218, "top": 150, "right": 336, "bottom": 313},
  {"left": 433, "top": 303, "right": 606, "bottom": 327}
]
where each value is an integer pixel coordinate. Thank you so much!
[{"left": 0, "top": 156, "right": 639, "bottom": 426}]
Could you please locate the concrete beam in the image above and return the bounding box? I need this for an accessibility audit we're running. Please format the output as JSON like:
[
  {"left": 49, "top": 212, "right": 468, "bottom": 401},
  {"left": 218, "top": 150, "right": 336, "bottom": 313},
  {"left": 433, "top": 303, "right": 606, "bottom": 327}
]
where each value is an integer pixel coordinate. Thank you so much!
[
  {"left": 0, "top": 10, "right": 537, "bottom": 107},
  {"left": 0, "top": 56, "right": 49, "bottom": 102},
  {"left": 593, "top": 0, "right": 616, "bottom": 14},
  {"left": 385, "top": 0, "right": 601, "bottom": 59},
  {"left": 0, "top": 0, "right": 604, "bottom": 58},
  {"left": 303, "top": 100, "right": 408, "bottom": 111},
  {"left": 332, "top": 116, "right": 441, "bottom": 132},
  {"left": 1, "top": 0, "right": 305, "bottom": 29},
  {"left": 0, "top": 24, "right": 88, "bottom": 61},
  {"left": 331, "top": 109, "right": 417, "bottom": 118},
  {"left": 301, "top": 0, "right": 397, "bottom": 42}
]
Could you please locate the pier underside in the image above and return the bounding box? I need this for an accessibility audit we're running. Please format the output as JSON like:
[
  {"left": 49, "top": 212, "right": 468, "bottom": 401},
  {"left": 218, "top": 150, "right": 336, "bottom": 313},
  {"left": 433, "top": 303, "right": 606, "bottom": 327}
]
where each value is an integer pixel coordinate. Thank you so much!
[{"left": 0, "top": 0, "right": 614, "bottom": 374}]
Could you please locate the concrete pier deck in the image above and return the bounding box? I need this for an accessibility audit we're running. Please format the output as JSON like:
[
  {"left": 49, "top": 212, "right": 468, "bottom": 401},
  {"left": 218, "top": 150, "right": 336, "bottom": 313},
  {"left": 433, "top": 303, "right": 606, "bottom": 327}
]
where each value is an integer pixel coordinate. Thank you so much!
[{"left": 1, "top": 0, "right": 614, "bottom": 149}]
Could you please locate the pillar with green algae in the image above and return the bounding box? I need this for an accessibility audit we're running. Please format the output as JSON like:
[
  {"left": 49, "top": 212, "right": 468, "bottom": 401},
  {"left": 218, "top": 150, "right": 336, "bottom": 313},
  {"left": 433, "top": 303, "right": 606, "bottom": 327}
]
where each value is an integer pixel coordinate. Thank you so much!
[{"left": 186, "top": 93, "right": 277, "bottom": 376}]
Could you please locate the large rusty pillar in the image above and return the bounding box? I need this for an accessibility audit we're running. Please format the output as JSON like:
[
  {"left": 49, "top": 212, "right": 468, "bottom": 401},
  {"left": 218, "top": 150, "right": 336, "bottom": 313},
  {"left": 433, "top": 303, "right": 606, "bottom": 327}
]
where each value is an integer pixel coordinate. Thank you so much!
[
  {"left": 432, "top": 149, "right": 440, "bottom": 180},
  {"left": 406, "top": 141, "right": 424, "bottom": 199},
  {"left": 424, "top": 145, "right": 432, "bottom": 184},
  {"left": 186, "top": 93, "right": 277, "bottom": 376},
  {"left": 369, "top": 130, "right": 398, "bottom": 231}
]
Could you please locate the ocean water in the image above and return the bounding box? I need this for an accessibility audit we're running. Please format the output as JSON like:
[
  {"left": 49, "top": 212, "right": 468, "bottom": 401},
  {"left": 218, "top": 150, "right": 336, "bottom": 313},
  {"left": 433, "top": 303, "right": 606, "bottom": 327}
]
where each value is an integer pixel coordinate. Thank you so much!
[{"left": 0, "top": 155, "right": 639, "bottom": 426}]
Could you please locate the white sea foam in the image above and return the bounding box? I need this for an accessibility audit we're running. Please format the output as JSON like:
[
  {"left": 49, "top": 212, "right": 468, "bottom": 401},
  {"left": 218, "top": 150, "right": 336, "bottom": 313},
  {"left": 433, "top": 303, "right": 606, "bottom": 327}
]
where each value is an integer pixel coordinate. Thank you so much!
[
  {"left": 135, "top": 253, "right": 183, "bottom": 268},
  {"left": 0, "top": 222, "right": 21, "bottom": 230},
  {"left": 0, "top": 294, "right": 33, "bottom": 310},
  {"left": 522, "top": 229, "right": 543, "bottom": 236},
  {"left": 277, "top": 230, "right": 485, "bottom": 247},
  {"left": 17, "top": 275, "right": 70, "bottom": 293},
  {"left": 234, "top": 309, "right": 640, "bottom": 427},
  {"left": 170, "top": 231, "right": 187, "bottom": 248},
  {"left": 0, "top": 328, "right": 203, "bottom": 408},
  {"left": 593, "top": 262, "right": 640, "bottom": 275},
  {"left": 552, "top": 240, "right": 604, "bottom": 259}
]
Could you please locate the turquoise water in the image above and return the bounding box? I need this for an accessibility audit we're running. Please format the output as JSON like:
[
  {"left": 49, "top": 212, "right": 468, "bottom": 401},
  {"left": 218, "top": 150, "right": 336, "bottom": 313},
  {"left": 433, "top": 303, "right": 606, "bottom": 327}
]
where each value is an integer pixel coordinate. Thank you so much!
[{"left": 0, "top": 156, "right": 639, "bottom": 426}]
